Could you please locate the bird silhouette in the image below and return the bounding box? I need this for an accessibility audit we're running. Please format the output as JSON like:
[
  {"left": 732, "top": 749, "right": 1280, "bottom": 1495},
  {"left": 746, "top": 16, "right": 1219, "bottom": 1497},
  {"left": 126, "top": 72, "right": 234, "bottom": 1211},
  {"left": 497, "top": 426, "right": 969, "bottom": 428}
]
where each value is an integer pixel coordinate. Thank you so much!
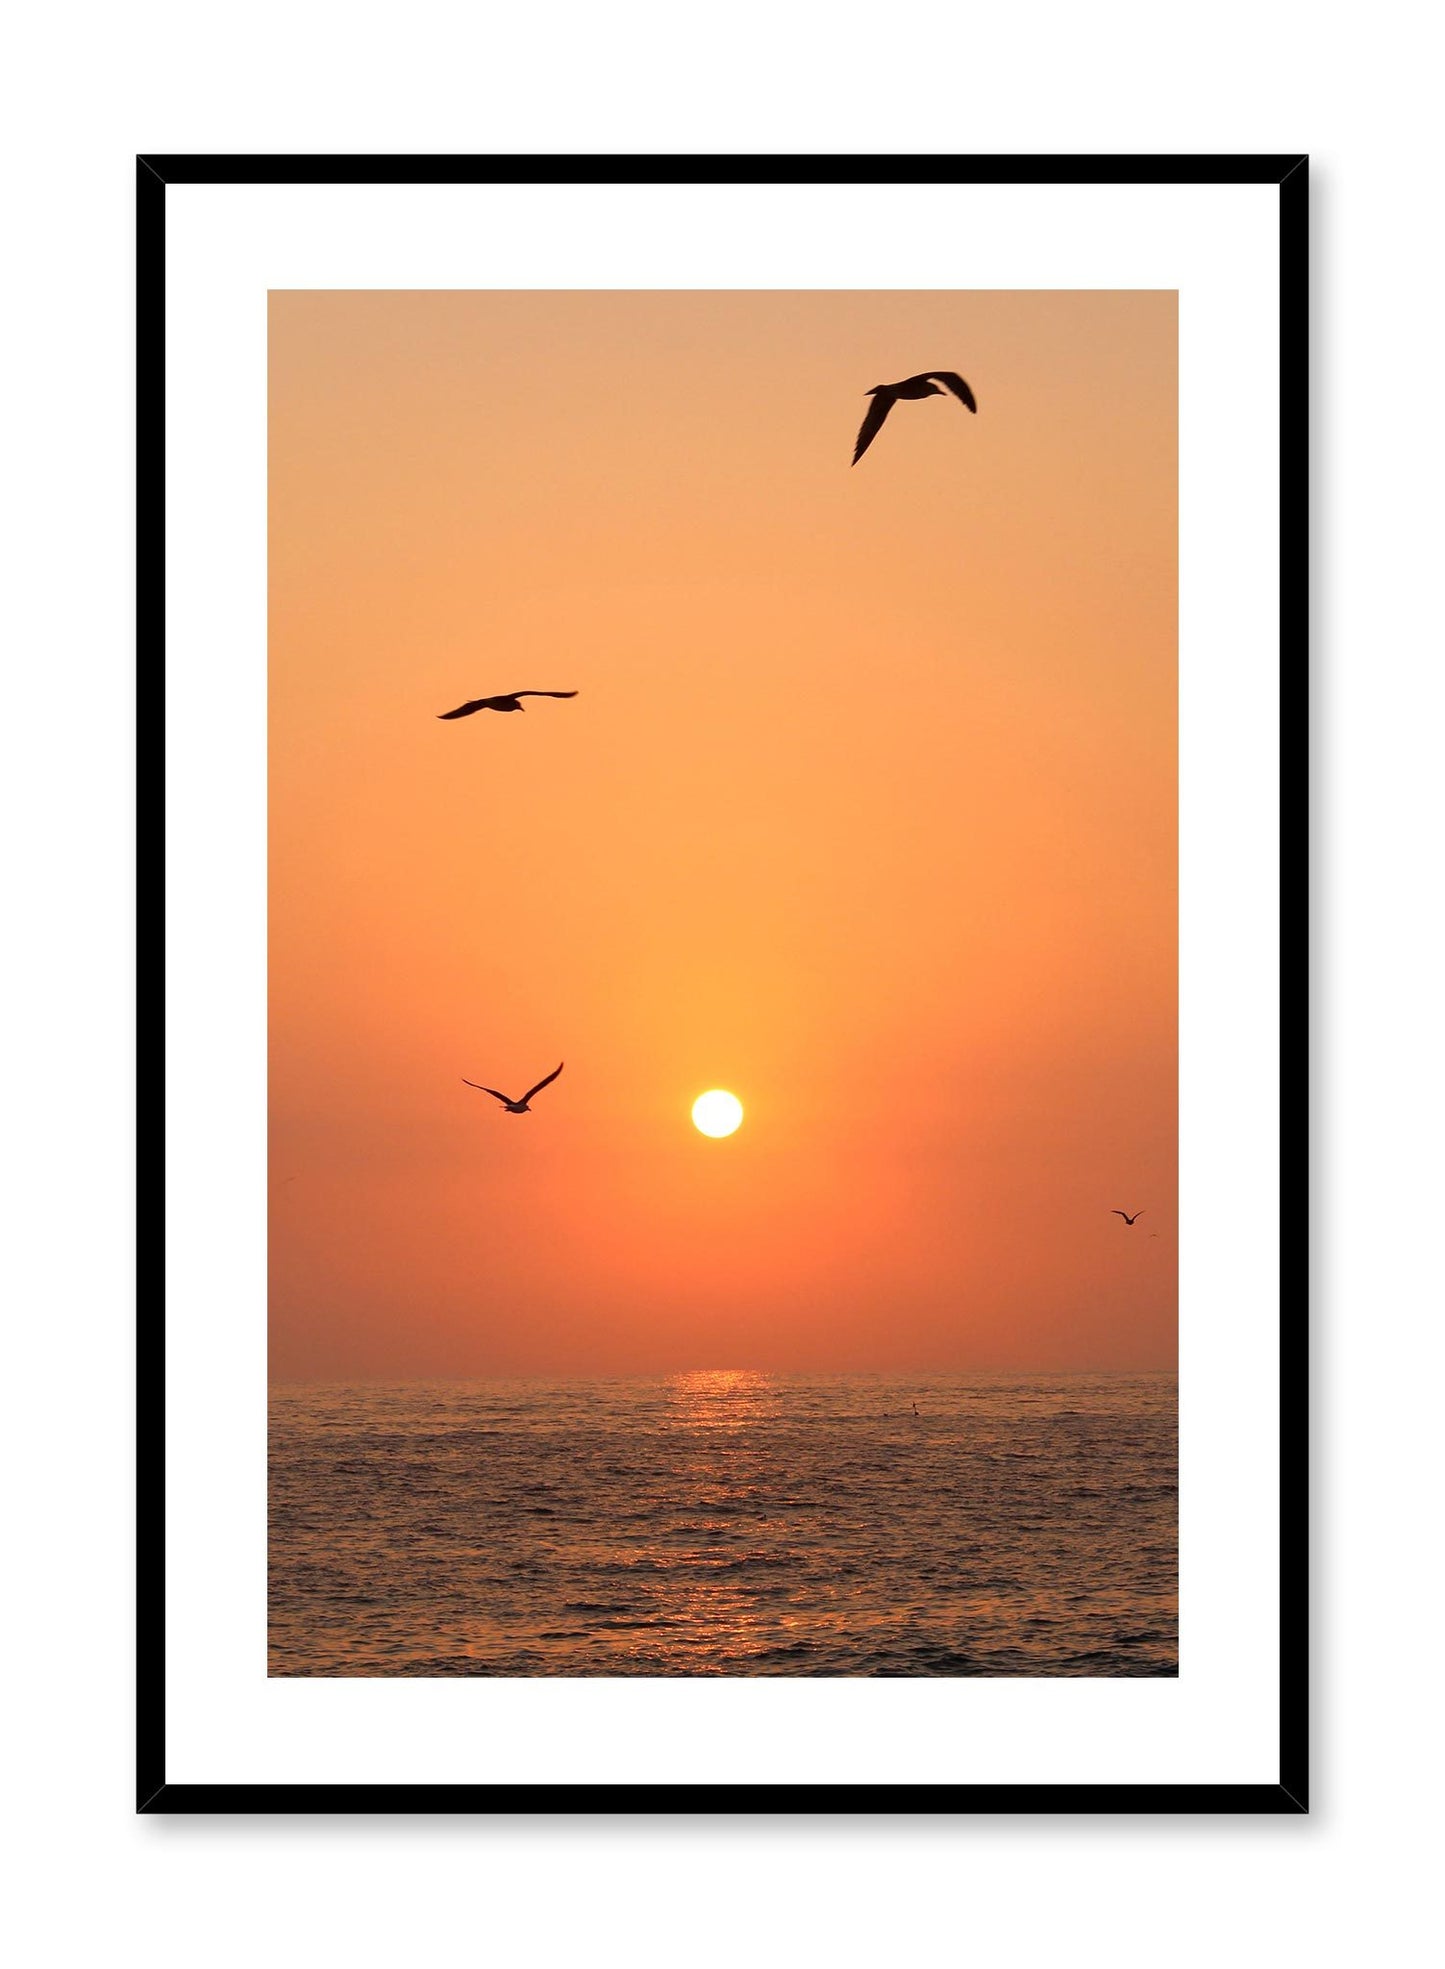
[
  {"left": 1112, "top": 1209, "right": 1144, "bottom": 1225},
  {"left": 852, "top": 371, "right": 977, "bottom": 465},
  {"left": 438, "top": 691, "right": 578, "bottom": 720},
  {"left": 462, "top": 1063, "right": 564, "bottom": 1113}
]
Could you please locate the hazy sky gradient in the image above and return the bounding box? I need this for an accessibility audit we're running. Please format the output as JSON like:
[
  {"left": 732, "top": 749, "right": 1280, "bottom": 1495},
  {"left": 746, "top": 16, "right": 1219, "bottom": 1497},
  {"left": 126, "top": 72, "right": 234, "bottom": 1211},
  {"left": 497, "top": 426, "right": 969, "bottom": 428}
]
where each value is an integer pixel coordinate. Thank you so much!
[{"left": 269, "top": 290, "right": 1176, "bottom": 1380}]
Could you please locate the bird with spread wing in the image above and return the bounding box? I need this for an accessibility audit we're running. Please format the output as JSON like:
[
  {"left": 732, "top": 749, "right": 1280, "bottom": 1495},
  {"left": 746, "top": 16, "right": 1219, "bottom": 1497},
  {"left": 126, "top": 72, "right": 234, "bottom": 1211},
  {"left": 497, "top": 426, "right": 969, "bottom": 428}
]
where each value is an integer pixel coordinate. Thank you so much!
[
  {"left": 438, "top": 691, "right": 578, "bottom": 720},
  {"left": 852, "top": 371, "right": 977, "bottom": 465},
  {"left": 462, "top": 1063, "right": 565, "bottom": 1114}
]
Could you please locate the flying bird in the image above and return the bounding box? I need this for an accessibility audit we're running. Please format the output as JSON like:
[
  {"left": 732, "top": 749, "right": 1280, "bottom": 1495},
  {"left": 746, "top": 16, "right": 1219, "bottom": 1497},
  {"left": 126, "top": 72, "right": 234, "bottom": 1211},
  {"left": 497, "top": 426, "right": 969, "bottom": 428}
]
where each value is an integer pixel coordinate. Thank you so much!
[
  {"left": 438, "top": 691, "right": 578, "bottom": 720},
  {"left": 462, "top": 1063, "right": 564, "bottom": 1114},
  {"left": 851, "top": 371, "right": 977, "bottom": 465},
  {"left": 1112, "top": 1209, "right": 1145, "bottom": 1226}
]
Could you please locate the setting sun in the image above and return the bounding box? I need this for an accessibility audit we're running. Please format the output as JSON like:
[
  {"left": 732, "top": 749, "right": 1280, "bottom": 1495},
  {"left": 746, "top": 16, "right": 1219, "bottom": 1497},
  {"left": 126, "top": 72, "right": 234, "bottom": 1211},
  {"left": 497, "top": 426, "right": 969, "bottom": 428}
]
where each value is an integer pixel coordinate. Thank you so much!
[{"left": 692, "top": 1089, "right": 744, "bottom": 1138}]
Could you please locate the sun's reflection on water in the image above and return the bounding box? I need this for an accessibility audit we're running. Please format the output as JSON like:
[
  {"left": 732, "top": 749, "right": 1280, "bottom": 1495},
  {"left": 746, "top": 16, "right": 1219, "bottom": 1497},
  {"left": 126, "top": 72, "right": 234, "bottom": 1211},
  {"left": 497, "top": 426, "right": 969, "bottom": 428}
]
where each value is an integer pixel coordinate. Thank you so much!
[{"left": 665, "top": 1368, "right": 776, "bottom": 1431}]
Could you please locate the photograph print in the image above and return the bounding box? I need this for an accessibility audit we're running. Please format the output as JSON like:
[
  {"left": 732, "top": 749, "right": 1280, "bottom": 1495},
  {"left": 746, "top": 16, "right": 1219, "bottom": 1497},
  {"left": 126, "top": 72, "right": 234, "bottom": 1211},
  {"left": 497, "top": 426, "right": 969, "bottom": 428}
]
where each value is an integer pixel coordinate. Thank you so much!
[{"left": 267, "top": 287, "right": 1178, "bottom": 1680}]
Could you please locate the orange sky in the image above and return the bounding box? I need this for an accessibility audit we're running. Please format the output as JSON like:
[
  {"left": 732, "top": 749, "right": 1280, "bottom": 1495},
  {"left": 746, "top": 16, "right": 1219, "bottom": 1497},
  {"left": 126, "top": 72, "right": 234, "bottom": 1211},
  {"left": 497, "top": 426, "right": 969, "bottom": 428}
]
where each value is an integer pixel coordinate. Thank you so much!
[{"left": 268, "top": 289, "right": 1176, "bottom": 1381}]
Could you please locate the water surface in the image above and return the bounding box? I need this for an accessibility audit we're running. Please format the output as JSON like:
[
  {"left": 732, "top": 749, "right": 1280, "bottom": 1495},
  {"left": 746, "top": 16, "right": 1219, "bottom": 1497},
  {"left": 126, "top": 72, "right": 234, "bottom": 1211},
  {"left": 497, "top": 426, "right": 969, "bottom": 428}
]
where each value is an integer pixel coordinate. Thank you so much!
[{"left": 269, "top": 1370, "right": 1177, "bottom": 1676}]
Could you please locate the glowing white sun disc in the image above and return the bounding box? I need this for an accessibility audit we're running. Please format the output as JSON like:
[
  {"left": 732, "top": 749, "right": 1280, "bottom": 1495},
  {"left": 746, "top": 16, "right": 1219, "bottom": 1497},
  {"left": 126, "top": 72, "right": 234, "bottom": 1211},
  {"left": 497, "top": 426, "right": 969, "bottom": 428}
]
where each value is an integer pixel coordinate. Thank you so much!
[{"left": 691, "top": 1090, "right": 743, "bottom": 1138}]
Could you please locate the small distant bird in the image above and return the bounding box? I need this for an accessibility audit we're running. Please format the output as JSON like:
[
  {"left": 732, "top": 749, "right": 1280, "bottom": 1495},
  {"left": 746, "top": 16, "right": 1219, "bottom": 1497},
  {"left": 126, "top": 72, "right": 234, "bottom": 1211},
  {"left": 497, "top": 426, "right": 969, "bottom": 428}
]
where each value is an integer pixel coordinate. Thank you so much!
[
  {"left": 438, "top": 691, "right": 578, "bottom": 720},
  {"left": 852, "top": 371, "right": 977, "bottom": 465},
  {"left": 462, "top": 1063, "right": 564, "bottom": 1114},
  {"left": 1112, "top": 1209, "right": 1144, "bottom": 1226}
]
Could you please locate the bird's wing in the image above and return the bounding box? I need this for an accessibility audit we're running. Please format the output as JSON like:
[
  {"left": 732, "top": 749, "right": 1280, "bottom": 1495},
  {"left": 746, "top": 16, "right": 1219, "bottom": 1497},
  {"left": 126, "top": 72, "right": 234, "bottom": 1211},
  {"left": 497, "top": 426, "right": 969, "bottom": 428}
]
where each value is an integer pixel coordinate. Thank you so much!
[
  {"left": 852, "top": 393, "right": 895, "bottom": 465},
  {"left": 437, "top": 698, "right": 491, "bottom": 720},
  {"left": 462, "top": 1078, "right": 512, "bottom": 1104},
  {"left": 512, "top": 691, "right": 579, "bottom": 700},
  {"left": 1111, "top": 1210, "right": 1130, "bottom": 1220},
  {"left": 927, "top": 372, "right": 977, "bottom": 413},
  {"left": 520, "top": 1061, "right": 564, "bottom": 1104}
]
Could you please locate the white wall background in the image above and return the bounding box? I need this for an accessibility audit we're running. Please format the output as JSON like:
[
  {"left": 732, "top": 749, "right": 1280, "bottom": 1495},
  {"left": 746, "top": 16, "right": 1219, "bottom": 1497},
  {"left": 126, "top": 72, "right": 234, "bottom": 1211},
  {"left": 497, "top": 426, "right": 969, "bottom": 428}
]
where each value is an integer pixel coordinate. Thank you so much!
[{"left": 1, "top": 4, "right": 1436, "bottom": 1964}]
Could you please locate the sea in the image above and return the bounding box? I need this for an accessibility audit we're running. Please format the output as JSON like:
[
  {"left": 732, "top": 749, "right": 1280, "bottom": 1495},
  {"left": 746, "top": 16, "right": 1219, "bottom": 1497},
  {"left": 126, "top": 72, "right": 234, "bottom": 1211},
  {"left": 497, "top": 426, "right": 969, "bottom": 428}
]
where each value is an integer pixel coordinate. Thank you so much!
[{"left": 269, "top": 1370, "right": 1177, "bottom": 1677}]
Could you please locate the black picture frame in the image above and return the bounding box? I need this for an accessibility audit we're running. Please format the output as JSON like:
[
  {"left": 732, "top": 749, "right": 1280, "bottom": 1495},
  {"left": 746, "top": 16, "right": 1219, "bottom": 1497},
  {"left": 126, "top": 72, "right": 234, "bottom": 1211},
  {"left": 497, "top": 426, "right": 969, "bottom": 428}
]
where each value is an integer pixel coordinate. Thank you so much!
[{"left": 138, "top": 151, "right": 1308, "bottom": 1816}]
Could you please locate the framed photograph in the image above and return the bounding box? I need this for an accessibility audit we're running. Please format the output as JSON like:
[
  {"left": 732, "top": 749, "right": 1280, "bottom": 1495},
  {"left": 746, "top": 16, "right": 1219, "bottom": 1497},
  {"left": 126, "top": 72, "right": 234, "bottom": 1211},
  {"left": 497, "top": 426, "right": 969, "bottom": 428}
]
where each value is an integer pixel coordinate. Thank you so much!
[{"left": 140, "top": 153, "right": 1306, "bottom": 1813}]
